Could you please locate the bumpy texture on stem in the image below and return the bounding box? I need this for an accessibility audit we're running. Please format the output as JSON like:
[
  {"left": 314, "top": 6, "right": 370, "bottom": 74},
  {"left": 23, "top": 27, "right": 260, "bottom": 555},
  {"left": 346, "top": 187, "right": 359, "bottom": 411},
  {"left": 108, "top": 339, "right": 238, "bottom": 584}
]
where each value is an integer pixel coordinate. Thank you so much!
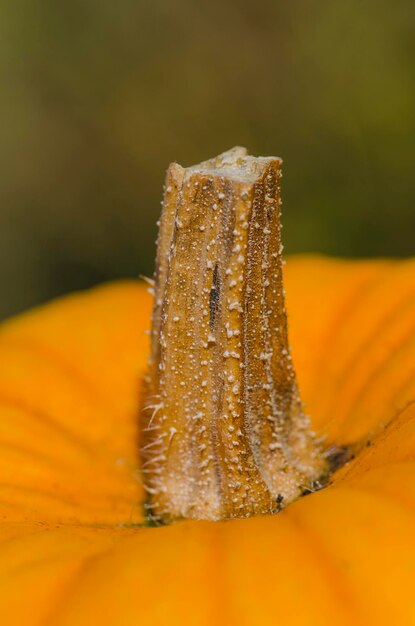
[{"left": 142, "top": 147, "right": 326, "bottom": 522}]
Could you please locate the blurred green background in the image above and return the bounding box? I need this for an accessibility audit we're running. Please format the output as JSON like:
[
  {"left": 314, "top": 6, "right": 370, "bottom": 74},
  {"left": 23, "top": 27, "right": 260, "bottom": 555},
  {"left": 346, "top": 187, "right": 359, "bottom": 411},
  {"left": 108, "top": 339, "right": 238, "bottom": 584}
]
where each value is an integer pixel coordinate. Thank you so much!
[{"left": 1, "top": 0, "right": 414, "bottom": 319}]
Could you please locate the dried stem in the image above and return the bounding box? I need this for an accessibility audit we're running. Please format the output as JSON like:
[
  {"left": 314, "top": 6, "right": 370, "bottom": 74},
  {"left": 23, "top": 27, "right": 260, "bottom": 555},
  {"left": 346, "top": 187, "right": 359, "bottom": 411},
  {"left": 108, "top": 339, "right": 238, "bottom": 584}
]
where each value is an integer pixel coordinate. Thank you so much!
[{"left": 142, "top": 147, "right": 326, "bottom": 522}]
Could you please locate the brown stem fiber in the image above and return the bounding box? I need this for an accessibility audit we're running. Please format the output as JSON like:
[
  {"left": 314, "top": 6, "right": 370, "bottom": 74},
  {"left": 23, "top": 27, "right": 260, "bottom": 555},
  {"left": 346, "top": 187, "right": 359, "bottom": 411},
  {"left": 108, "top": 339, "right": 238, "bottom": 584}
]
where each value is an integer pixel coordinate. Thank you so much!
[{"left": 142, "top": 147, "right": 326, "bottom": 522}]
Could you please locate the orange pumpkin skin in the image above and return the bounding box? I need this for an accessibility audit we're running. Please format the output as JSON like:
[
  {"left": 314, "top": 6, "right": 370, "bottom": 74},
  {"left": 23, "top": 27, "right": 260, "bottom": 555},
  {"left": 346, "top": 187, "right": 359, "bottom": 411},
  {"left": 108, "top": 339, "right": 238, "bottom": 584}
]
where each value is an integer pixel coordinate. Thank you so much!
[{"left": 0, "top": 255, "right": 414, "bottom": 626}]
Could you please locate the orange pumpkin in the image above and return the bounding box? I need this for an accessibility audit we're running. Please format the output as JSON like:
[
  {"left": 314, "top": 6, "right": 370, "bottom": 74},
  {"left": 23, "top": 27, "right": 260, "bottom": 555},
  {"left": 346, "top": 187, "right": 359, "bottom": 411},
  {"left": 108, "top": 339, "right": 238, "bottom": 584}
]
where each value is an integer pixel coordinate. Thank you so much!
[{"left": 0, "top": 252, "right": 414, "bottom": 625}]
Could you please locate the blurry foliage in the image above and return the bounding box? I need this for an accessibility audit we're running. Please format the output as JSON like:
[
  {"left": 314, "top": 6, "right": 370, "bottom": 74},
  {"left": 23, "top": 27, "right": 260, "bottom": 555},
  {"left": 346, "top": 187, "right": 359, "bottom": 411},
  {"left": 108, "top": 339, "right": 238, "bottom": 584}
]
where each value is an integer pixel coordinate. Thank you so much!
[{"left": 0, "top": 0, "right": 414, "bottom": 318}]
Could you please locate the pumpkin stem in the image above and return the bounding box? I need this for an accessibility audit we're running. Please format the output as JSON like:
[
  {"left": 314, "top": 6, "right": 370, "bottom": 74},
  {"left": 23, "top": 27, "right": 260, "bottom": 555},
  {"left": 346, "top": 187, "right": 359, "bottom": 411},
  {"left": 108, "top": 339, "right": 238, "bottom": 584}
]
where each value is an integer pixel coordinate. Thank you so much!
[{"left": 142, "top": 147, "right": 326, "bottom": 522}]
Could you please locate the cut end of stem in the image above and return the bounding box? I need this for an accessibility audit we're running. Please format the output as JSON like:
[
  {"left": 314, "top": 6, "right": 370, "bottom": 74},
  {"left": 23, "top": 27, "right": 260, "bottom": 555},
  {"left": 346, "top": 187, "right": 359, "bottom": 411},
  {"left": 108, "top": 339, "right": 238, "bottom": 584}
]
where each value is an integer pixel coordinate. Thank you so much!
[{"left": 141, "top": 148, "right": 327, "bottom": 523}]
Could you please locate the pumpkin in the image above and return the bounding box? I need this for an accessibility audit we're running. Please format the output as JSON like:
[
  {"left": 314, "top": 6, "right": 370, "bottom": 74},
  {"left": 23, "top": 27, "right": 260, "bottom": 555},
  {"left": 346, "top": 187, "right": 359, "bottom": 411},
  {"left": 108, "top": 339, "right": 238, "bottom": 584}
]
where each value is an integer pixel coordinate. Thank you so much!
[{"left": 0, "top": 151, "right": 414, "bottom": 625}]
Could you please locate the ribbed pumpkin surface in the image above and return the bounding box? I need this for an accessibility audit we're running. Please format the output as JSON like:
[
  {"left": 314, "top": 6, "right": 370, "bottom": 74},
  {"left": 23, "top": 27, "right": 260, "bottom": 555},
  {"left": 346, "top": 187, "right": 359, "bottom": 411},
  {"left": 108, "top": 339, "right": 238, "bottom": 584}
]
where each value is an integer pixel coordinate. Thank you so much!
[{"left": 0, "top": 255, "right": 413, "bottom": 626}]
